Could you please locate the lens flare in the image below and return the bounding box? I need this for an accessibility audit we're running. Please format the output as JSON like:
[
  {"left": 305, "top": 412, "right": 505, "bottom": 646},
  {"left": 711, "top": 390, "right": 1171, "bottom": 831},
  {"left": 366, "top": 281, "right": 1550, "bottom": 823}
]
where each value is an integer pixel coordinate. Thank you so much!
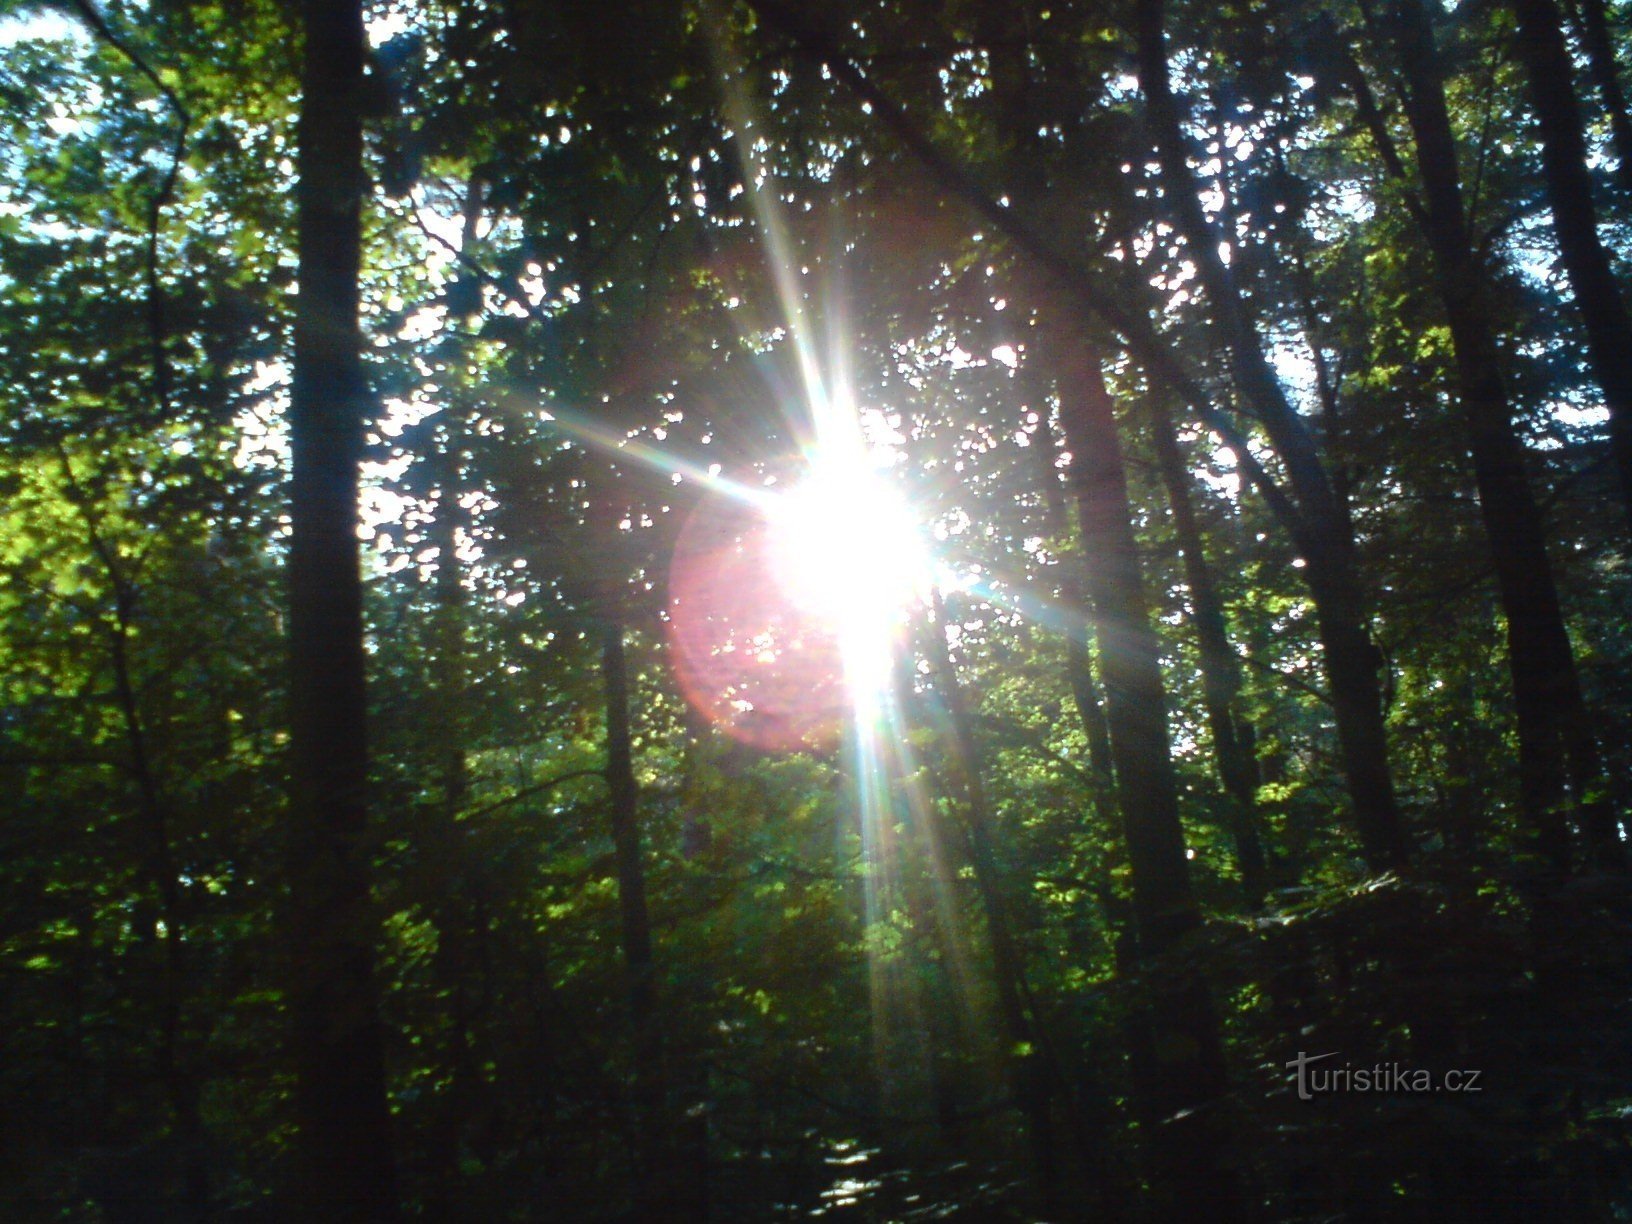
[
  {"left": 767, "top": 453, "right": 930, "bottom": 700},
  {"left": 665, "top": 442, "right": 931, "bottom": 751}
]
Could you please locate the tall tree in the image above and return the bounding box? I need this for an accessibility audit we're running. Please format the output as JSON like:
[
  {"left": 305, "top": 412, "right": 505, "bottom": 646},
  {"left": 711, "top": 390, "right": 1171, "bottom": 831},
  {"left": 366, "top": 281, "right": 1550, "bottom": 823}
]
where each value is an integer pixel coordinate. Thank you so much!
[
  {"left": 600, "top": 618, "right": 667, "bottom": 1216},
  {"left": 284, "top": 0, "right": 400, "bottom": 1216},
  {"left": 1147, "top": 400, "right": 1270, "bottom": 904},
  {"left": 1509, "top": 0, "right": 1632, "bottom": 539},
  {"left": 1372, "top": 0, "right": 1618, "bottom": 868},
  {"left": 1568, "top": 0, "right": 1632, "bottom": 199},
  {"left": 1135, "top": 0, "right": 1410, "bottom": 871},
  {"left": 1045, "top": 324, "right": 1241, "bottom": 1221},
  {"left": 923, "top": 589, "right": 1061, "bottom": 1196}
]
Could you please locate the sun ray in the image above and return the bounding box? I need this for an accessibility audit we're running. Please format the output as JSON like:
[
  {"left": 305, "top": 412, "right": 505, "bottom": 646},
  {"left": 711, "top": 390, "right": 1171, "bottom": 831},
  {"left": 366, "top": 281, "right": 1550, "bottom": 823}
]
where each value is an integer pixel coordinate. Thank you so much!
[{"left": 492, "top": 26, "right": 998, "bottom": 1102}]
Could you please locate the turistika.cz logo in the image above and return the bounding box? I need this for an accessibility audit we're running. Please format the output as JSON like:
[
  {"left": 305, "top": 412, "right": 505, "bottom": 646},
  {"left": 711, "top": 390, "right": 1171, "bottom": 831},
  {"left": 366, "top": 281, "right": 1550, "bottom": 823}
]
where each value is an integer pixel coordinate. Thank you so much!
[{"left": 1285, "top": 1051, "right": 1484, "bottom": 1101}]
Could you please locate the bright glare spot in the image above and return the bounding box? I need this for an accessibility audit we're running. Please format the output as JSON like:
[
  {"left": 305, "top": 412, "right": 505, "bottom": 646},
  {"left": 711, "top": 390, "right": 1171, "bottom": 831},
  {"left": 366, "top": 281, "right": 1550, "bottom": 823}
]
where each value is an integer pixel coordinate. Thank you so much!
[{"left": 768, "top": 452, "right": 930, "bottom": 696}]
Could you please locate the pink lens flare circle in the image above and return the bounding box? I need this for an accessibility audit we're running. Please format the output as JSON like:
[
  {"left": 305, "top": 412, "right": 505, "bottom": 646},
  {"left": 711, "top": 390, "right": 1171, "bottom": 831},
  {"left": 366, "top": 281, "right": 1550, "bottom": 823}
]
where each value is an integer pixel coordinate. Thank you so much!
[{"left": 666, "top": 489, "right": 848, "bottom": 752}]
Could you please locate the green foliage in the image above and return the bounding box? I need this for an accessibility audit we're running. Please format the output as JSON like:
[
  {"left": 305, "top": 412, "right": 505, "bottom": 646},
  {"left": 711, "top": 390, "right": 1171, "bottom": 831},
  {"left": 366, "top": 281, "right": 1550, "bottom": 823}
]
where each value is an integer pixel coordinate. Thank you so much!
[{"left": 3, "top": 0, "right": 1632, "bottom": 1218}]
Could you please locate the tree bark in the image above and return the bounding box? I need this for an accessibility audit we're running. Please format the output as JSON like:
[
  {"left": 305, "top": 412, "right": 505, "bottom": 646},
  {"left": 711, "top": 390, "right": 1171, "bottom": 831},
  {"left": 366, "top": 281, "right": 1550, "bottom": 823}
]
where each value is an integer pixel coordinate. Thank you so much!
[
  {"left": 1147, "top": 401, "right": 1269, "bottom": 905},
  {"left": 1048, "top": 330, "right": 1241, "bottom": 1221},
  {"left": 602, "top": 623, "right": 672, "bottom": 1218},
  {"left": 1387, "top": 0, "right": 1620, "bottom": 869},
  {"left": 1511, "top": 0, "right": 1632, "bottom": 539},
  {"left": 285, "top": 1, "right": 399, "bottom": 1216},
  {"left": 1135, "top": 0, "right": 1410, "bottom": 872},
  {"left": 1025, "top": 397, "right": 1118, "bottom": 801},
  {"left": 1569, "top": 0, "right": 1632, "bottom": 199},
  {"left": 923, "top": 589, "right": 1061, "bottom": 1197},
  {"left": 423, "top": 472, "right": 482, "bottom": 1221}
]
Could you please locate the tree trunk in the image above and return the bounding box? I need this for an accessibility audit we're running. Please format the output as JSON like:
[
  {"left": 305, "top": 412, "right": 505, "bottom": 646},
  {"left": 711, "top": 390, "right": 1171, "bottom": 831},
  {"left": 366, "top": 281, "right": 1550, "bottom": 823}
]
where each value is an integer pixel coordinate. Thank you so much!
[
  {"left": 431, "top": 182, "right": 481, "bottom": 823},
  {"left": 1025, "top": 396, "right": 1118, "bottom": 801},
  {"left": 285, "top": 1, "right": 399, "bottom": 1216},
  {"left": 602, "top": 623, "right": 671, "bottom": 1218},
  {"left": 433, "top": 472, "right": 470, "bottom": 817},
  {"left": 1135, "top": 0, "right": 1410, "bottom": 872},
  {"left": 923, "top": 591, "right": 1060, "bottom": 1198},
  {"left": 1569, "top": 0, "right": 1632, "bottom": 199},
  {"left": 1511, "top": 0, "right": 1632, "bottom": 539},
  {"left": 1388, "top": 0, "right": 1620, "bottom": 869},
  {"left": 423, "top": 473, "right": 482, "bottom": 1222},
  {"left": 1048, "top": 329, "right": 1241, "bottom": 1221},
  {"left": 1147, "top": 400, "right": 1269, "bottom": 905},
  {"left": 423, "top": 184, "right": 486, "bottom": 1218}
]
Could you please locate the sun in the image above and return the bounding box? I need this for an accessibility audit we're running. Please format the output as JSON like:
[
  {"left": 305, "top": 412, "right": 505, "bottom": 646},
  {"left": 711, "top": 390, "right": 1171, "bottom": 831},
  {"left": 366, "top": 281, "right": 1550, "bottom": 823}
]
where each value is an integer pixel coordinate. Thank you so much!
[
  {"left": 766, "top": 449, "right": 932, "bottom": 696},
  {"left": 662, "top": 438, "right": 932, "bottom": 752}
]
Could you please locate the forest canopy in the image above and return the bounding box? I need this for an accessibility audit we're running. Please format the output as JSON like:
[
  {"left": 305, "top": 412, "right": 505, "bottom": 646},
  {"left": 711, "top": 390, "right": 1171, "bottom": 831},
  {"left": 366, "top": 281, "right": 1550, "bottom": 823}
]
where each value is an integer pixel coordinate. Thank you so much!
[{"left": 3, "top": 0, "right": 1632, "bottom": 1219}]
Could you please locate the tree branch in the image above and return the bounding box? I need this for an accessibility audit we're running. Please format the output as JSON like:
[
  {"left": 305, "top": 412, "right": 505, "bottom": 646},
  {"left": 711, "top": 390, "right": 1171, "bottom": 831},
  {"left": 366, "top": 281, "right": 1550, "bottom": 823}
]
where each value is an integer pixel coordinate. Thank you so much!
[
  {"left": 746, "top": 0, "right": 1308, "bottom": 544},
  {"left": 65, "top": 0, "right": 191, "bottom": 421}
]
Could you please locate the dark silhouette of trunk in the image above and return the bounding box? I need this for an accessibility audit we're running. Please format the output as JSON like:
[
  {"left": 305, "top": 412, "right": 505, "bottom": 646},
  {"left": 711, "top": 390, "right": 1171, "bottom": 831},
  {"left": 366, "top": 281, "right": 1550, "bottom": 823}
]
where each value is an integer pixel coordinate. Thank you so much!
[
  {"left": 1511, "top": 0, "right": 1632, "bottom": 538},
  {"left": 889, "top": 790, "right": 975, "bottom": 1148},
  {"left": 1135, "top": 0, "right": 1410, "bottom": 872},
  {"left": 923, "top": 593, "right": 1060, "bottom": 1199},
  {"left": 285, "top": 0, "right": 399, "bottom": 1216},
  {"left": 981, "top": 16, "right": 1119, "bottom": 828},
  {"left": 601, "top": 622, "right": 671, "bottom": 1218},
  {"left": 1147, "top": 401, "right": 1269, "bottom": 905},
  {"left": 430, "top": 180, "right": 481, "bottom": 825},
  {"left": 423, "top": 474, "right": 480, "bottom": 1222},
  {"left": 432, "top": 455, "right": 472, "bottom": 820},
  {"left": 1289, "top": 237, "right": 1357, "bottom": 518},
  {"left": 1568, "top": 0, "right": 1632, "bottom": 198},
  {"left": 423, "top": 184, "right": 486, "bottom": 1221},
  {"left": 1025, "top": 393, "right": 1118, "bottom": 800},
  {"left": 1066, "top": 635, "right": 1116, "bottom": 790},
  {"left": 1052, "top": 338, "right": 1192, "bottom": 954},
  {"left": 1387, "top": 0, "right": 1620, "bottom": 869},
  {"left": 671, "top": 704, "right": 715, "bottom": 1222},
  {"left": 46, "top": 8, "right": 202, "bottom": 1200},
  {"left": 1048, "top": 330, "right": 1242, "bottom": 1221},
  {"left": 1013, "top": 400, "right": 1128, "bottom": 1210}
]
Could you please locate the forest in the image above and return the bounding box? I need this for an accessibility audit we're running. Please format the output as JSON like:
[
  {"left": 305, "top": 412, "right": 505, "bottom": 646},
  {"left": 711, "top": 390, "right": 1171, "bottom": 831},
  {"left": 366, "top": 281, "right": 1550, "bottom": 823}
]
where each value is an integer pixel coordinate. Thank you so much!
[{"left": 4, "top": 0, "right": 1632, "bottom": 1218}]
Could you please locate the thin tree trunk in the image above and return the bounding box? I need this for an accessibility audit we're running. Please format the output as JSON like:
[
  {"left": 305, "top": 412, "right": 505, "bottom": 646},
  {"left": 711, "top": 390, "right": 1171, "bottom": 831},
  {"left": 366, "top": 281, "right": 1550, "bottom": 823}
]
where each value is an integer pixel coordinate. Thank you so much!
[
  {"left": 1387, "top": 0, "right": 1620, "bottom": 869},
  {"left": 285, "top": 0, "right": 399, "bottom": 1215},
  {"left": 923, "top": 592, "right": 1060, "bottom": 1198},
  {"left": 1010, "top": 399, "right": 1127, "bottom": 1209},
  {"left": 1048, "top": 330, "right": 1242, "bottom": 1221},
  {"left": 1135, "top": 0, "right": 1410, "bottom": 872},
  {"left": 671, "top": 704, "right": 715, "bottom": 1221},
  {"left": 48, "top": 9, "right": 203, "bottom": 1196},
  {"left": 424, "top": 184, "right": 484, "bottom": 1219},
  {"left": 1148, "top": 401, "right": 1269, "bottom": 905},
  {"left": 1569, "top": 0, "right": 1632, "bottom": 198},
  {"left": 1025, "top": 397, "right": 1118, "bottom": 800},
  {"left": 424, "top": 475, "right": 479, "bottom": 1222},
  {"left": 601, "top": 623, "right": 670, "bottom": 1218},
  {"left": 433, "top": 476, "right": 470, "bottom": 817},
  {"left": 1511, "top": 0, "right": 1632, "bottom": 538},
  {"left": 432, "top": 182, "right": 481, "bottom": 823}
]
